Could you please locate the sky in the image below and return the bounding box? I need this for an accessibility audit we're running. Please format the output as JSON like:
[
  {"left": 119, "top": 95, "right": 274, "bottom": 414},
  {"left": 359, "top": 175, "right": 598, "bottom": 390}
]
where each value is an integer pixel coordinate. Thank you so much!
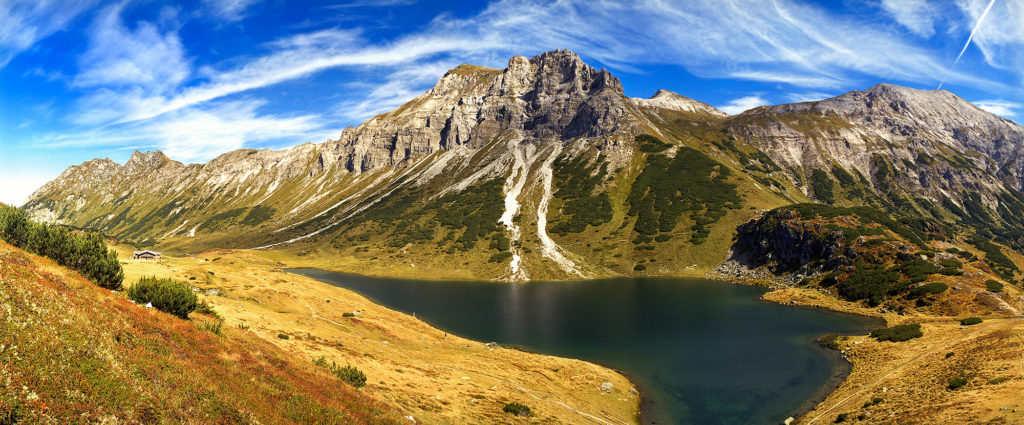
[{"left": 2, "top": 0, "right": 1024, "bottom": 206}]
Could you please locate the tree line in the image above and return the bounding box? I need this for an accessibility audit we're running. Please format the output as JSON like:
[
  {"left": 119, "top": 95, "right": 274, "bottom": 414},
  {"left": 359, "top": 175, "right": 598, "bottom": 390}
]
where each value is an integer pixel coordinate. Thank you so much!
[{"left": 0, "top": 206, "right": 123, "bottom": 289}]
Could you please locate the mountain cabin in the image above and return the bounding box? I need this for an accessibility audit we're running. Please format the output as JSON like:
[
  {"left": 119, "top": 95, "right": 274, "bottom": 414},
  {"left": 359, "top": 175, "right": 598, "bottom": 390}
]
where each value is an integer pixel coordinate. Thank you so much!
[{"left": 132, "top": 250, "right": 161, "bottom": 261}]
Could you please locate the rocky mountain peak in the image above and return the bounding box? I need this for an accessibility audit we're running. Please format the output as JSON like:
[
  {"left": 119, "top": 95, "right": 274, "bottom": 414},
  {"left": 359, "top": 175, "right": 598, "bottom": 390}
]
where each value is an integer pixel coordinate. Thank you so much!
[
  {"left": 631, "top": 89, "right": 727, "bottom": 117},
  {"left": 125, "top": 150, "right": 171, "bottom": 174}
]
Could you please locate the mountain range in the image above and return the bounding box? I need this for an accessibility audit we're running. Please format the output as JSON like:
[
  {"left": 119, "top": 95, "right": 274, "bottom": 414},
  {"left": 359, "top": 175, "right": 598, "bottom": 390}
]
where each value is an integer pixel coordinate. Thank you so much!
[{"left": 25, "top": 49, "right": 1024, "bottom": 282}]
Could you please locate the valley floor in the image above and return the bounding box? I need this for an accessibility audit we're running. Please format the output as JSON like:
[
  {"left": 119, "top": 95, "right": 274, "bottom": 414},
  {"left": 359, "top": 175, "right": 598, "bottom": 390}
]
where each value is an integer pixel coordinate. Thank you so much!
[{"left": 116, "top": 247, "right": 640, "bottom": 425}]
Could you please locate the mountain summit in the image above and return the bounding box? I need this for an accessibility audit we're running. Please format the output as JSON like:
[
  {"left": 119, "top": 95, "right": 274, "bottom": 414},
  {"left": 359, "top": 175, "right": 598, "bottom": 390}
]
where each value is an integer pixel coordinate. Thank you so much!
[{"left": 24, "top": 50, "right": 1024, "bottom": 281}]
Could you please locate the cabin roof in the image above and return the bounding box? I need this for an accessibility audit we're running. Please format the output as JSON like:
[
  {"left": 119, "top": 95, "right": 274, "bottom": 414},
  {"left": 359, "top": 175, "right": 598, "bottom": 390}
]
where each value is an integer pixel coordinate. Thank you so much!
[{"left": 133, "top": 250, "right": 162, "bottom": 255}]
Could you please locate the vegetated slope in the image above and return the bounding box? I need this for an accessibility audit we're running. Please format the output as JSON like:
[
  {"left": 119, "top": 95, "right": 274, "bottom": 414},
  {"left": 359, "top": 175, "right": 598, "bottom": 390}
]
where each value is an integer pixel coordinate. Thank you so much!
[
  {"left": 23, "top": 50, "right": 1024, "bottom": 282},
  {"left": 0, "top": 239, "right": 403, "bottom": 424}
]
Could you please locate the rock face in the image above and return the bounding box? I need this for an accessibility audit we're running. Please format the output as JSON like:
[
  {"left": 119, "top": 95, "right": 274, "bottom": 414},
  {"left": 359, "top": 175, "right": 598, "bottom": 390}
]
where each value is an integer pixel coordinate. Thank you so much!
[
  {"left": 322, "top": 49, "right": 639, "bottom": 173},
  {"left": 730, "top": 84, "right": 1024, "bottom": 209},
  {"left": 732, "top": 209, "right": 844, "bottom": 273}
]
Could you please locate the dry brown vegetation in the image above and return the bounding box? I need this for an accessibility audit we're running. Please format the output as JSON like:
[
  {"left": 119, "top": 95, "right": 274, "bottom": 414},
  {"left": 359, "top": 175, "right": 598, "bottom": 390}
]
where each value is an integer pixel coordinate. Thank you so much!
[{"left": 117, "top": 246, "right": 639, "bottom": 425}]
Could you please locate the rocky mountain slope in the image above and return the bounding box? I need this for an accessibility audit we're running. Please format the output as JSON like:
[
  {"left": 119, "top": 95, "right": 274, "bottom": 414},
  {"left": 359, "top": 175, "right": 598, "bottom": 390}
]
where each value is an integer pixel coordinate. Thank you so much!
[{"left": 23, "top": 50, "right": 1024, "bottom": 283}]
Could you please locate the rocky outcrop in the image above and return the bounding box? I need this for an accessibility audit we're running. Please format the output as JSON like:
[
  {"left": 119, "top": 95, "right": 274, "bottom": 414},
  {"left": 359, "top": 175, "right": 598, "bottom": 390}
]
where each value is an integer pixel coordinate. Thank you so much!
[
  {"left": 730, "top": 209, "right": 845, "bottom": 274},
  {"left": 322, "top": 49, "right": 639, "bottom": 173}
]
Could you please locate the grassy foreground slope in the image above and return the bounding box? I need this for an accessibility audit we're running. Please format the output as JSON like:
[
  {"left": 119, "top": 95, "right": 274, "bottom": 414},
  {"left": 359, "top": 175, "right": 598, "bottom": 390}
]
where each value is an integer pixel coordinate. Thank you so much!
[
  {"left": 115, "top": 247, "right": 640, "bottom": 425},
  {"left": 0, "top": 239, "right": 404, "bottom": 424}
]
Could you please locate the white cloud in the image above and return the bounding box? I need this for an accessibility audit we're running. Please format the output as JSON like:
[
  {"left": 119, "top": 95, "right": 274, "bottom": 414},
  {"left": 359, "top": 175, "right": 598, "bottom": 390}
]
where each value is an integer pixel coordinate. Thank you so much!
[
  {"left": 203, "top": 0, "right": 260, "bottom": 22},
  {"left": 40, "top": 100, "right": 327, "bottom": 163},
  {"left": 728, "top": 71, "right": 848, "bottom": 89},
  {"left": 785, "top": 92, "right": 834, "bottom": 103},
  {"left": 973, "top": 99, "right": 1022, "bottom": 118},
  {"left": 337, "top": 61, "right": 457, "bottom": 121},
  {"left": 718, "top": 95, "right": 770, "bottom": 115},
  {"left": 73, "top": 4, "right": 190, "bottom": 91},
  {"left": 0, "top": 0, "right": 99, "bottom": 68},
  {"left": 881, "top": 0, "right": 941, "bottom": 37}
]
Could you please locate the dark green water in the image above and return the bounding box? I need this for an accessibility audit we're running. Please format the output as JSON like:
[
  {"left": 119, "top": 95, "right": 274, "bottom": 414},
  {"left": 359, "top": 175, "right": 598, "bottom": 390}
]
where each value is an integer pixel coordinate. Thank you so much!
[{"left": 290, "top": 270, "right": 876, "bottom": 425}]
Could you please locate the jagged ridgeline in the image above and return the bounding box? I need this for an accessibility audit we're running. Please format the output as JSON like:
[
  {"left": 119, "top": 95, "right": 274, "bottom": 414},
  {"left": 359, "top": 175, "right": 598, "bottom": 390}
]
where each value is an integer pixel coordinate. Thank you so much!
[{"left": 22, "top": 50, "right": 1024, "bottom": 281}]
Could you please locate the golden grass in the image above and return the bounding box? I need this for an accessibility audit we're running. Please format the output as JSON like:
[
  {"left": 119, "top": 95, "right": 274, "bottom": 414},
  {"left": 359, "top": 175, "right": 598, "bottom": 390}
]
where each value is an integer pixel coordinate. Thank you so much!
[
  {"left": 116, "top": 246, "right": 640, "bottom": 425},
  {"left": 0, "top": 240, "right": 404, "bottom": 424}
]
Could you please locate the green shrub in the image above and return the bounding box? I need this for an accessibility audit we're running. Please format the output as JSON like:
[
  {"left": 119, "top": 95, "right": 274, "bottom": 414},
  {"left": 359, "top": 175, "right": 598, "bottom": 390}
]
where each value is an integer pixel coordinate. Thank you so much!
[
  {"left": 198, "top": 320, "right": 223, "bottom": 335},
  {"left": 835, "top": 413, "right": 848, "bottom": 423},
  {"left": 908, "top": 282, "right": 948, "bottom": 298},
  {"left": 127, "top": 276, "right": 198, "bottom": 319},
  {"left": 312, "top": 357, "right": 367, "bottom": 387},
  {"left": 987, "top": 376, "right": 1010, "bottom": 385},
  {"left": 960, "top": 317, "right": 983, "bottom": 326},
  {"left": 870, "top": 323, "right": 922, "bottom": 342},
  {"left": 342, "top": 312, "right": 355, "bottom": 318},
  {"left": 947, "top": 377, "right": 968, "bottom": 390},
  {"left": 488, "top": 252, "right": 513, "bottom": 263},
  {"left": 633, "top": 264, "right": 646, "bottom": 271},
  {"left": 277, "top": 333, "right": 289, "bottom": 339},
  {"left": 195, "top": 300, "right": 220, "bottom": 319},
  {"left": 810, "top": 169, "right": 835, "bottom": 203},
  {"left": 550, "top": 157, "right": 614, "bottom": 235},
  {"left": 503, "top": 402, "right": 532, "bottom": 417},
  {"left": 337, "top": 365, "right": 367, "bottom": 388},
  {"left": 985, "top": 279, "right": 1004, "bottom": 292},
  {"left": 819, "top": 334, "right": 842, "bottom": 350},
  {"left": 0, "top": 206, "right": 123, "bottom": 289},
  {"left": 626, "top": 136, "right": 739, "bottom": 243}
]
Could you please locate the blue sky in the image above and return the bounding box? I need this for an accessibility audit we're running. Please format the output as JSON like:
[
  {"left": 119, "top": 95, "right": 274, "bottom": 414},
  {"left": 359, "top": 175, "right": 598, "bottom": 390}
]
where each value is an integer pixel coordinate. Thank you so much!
[{"left": 2, "top": 0, "right": 1024, "bottom": 206}]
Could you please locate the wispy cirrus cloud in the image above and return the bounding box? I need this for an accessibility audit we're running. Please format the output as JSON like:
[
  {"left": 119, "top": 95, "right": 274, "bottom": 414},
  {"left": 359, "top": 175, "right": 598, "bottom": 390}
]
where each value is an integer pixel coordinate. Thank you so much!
[
  {"left": 42, "top": 99, "right": 326, "bottom": 163},
  {"left": 0, "top": 0, "right": 100, "bottom": 68},
  {"left": 203, "top": 0, "right": 261, "bottom": 22},
  {"left": 960, "top": 0, "right": 1024, "bottom": 83},
  {"left": 881, "top": 0, "right": 942, "bottom": 37},
  {"left": 973, "top": 99, "right": 1022, "bottom": 119}
]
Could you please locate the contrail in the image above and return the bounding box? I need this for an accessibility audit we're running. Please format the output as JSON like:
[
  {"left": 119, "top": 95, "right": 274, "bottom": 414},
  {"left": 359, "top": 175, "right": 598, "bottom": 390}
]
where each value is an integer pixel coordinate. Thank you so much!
[{"left": 938, "top": 0, "right": 997, "bottom": 89}]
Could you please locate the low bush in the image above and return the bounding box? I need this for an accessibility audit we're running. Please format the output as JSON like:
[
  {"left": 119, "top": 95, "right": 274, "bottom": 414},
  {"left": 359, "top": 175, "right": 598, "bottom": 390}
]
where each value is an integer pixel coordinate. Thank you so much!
[
  {"left": 197, "top": 320, "right": 223, "bottom": 335},
  {"left": 312, "top": 357, "right": 366, "bottom": 387},
  {"left": 870, "top": 323, "right": 922, "bottom": 342},
  {"left": 277, "top": 333, "right": 289, "bottom": 339},
  {"left": 985, "top": 279, "right": 1004, "bottom": 292},
  {"left": 908, "top": 282, "right": 947, "bottom": 298},
  {"left": 633, "top": 264, "right": 646, "bottom": 271},
  {"left": 195, "top": 300, "right": 220, "bottom": 319},
  {"left": 947, "top": 377, "right": 968, "bottom": 390},
  {"left": 503, "top": 402, "right": 532, "bottom": 417},
  {"left": 819, "top": 334, "right": 842, "bottom": 350},
  {"left": 834, "top": 413, "right": 848, "bottom": 423},
  {"left": 127, "top": 276, "right": 198, "bottom": 319},
  {"left": 337, "top": 365, "right": 366, "bottom": 388},
  {"left": 488, "top": 252, "right": 513, "bottom": 263},
  {"left": 960, "top": 317, "right": 983, "bottom": 326}
]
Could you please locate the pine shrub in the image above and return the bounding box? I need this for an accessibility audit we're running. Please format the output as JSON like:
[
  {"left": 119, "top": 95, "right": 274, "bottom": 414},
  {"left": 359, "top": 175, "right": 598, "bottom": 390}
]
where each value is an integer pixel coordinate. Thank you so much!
[{"left": 127, "top": 276, "right": 198, "bottom": 319}]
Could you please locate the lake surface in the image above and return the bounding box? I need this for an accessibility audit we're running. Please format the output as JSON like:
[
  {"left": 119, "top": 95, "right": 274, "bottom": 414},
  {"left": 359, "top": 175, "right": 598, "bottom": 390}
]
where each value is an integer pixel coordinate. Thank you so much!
[{"left": 290, "top": 270, "right": 876, "bottom": 425}]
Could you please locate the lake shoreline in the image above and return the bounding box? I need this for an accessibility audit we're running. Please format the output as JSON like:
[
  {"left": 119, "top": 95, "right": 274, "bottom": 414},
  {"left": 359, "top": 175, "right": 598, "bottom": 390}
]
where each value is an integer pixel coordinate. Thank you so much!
[{"left": 287, "top": 266, "right": 879, "bottom": 424}]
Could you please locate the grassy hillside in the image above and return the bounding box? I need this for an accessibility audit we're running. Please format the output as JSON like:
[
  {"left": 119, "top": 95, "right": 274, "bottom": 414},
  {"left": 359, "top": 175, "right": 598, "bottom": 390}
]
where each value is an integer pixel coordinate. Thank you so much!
[
  {"left": 112, "top": 246, "right": 640, "bottom": 425},
  {"left": 0, "top": 239, "right": 404, "bottom": 424}
]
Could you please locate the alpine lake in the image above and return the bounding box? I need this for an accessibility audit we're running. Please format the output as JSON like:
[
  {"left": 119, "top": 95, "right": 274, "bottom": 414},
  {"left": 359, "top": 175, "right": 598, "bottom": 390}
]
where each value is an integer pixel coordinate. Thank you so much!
[{"left": 290, "top": 269, "right": 877, "bottom": 425}]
